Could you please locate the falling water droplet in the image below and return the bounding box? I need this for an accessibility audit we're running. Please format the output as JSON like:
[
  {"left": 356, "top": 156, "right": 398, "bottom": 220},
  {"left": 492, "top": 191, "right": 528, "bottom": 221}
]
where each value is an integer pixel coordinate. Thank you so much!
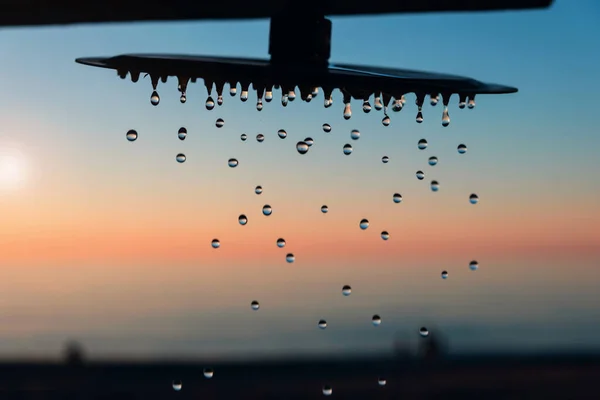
[
  {"left": 343, "top": 144, "right": 353, "bottom": 155},
  {"left": 217, "top": 95, "right": 223, "bottom": 106},
  {"left": 321, "top": 205, "right": 328, "bottom": 213},
  {"left": 255, "top": 185, "right": 263, "bottom": 195},
  {"left": 203, "top": 368, "right": 214, "bottom": 379},
  {"left": 305, "top": 137, "right": 314, "bottom": 147},
  {"left": 359, "top": 219, "right": 369, "bottom": 230},
  {"left": 372, "top": 315, "right": 382, "bottom": 326},
  {"left": 150, "top": 91, "right": 160, "bottom": 106},
  {"left": 378, "top": 378, "right": 387, "bottom": 387},
  {"left": 382, "top": 115, "right": 391, "bottom": 126},
  {"left": 350, "top": 129, "right": 360, "bottom": 140},
  {"left": 277, "top": 238, "right": 286, "bottom": 248},
  {"left": 469, "top": 194, "right": 479, "bottom": 204},
  {"left": 428, "top": 156, "right": 438, "bottom": 166},
  {"left": 256, "top": 134, "right": 265, "bottom": 143},
  {"left": 251, "top": 300, "right": 260, "bottom": 310},
  {"left": 262, "top": 205, "right": 272, "bottom": 216},
  {"left": 297, "top": 141, "right": 309, "bottom": 155},
  {"left": 256, "top": 99, "right": 263, "bottom": 111},
  {"left": 430, "top": 180, "right": 440, "bottom": 192},
  {"left": 419, "top": 327, "right": 429, "bottom": 337},
  {"left": 322, "top": 123, "right": 331, "bottom": 133},
  {"left": 363, "top": 101, "right": 372, "bottom": 113},
  {"left": 393, "top": 193, "right": 402, "bottom": 203},
  {"left": 343, "top": 103, "right": 352, "bottom": 120},
  {"left": 441, "top": 270, "right": 448, "bottom": 279},
  {"left": 281, "top": 94, "right": 289, "bottom": 107},
  {"left": 418, "top": 139, "right": 428, "bottom": 150},
  {"left": 265, "top": 91, "right": 273, "bottom": 102},
  {"left": 211, "top": 239, "right": 220, "bottom": 249},
  {"left": 241, "top": 133, "right": 247, "bottom": 141},
  {"left": 457, "top": 144, "right": 468, "bottom": 154},
  {"left": 322, "top": 385, "right": 333, "bottom": 396},
  {"left": 318, "top": 320, "right": 327, "bottom": 329},
  {"left": 381, "top": 231, "right": 390, "bottom": 240},
  {"left": 416, "top": 109, "right": 424, "bottom": 123},
  {"left": 442, "top": 107, "right": 450, "bottom": 127},
  {"left": 172, "top": 380, "right": 182, "bottom": 391},
  {"left": 228, "top": 158, "right": 239, "bottom": 168},
  {"left": 342, "top": 285, "right": 352, "bottom": 296},
  {"left": 216, "top": 118, "right": 225, "bottom": 128},
  {"left": 238, "top": 214, "right": 248, "bottom": 225},
  {"left": 241, "top": 91, "right": 249, "bottom": 102},
  {"left": 178, "top": 127, "right": 187, "bottom": 140},
  {"left": 176, "top": 153, "right": 186, "bottom": 163},
  {"left": 278, "top": 129, "right": 287, "bottom": 139},
  {"left": 392, "top": 99, "right": 402, "bottom": 112},
  {"left": 382, "top": 156, "right": 389, "bottom": 164},
  {"left": 180, "top": 94, "right": 186, "bottom": 104},
  {"left": 374, "top": 97, "right": 383, "bottom": 110},
  {"left": 126, "top": 129, "right": 138, "bottom": 142},
  {"left": 229, "top": 86, "right": 237, "bottom": 96},
  {"left": 468, "top": 98, "right": 476, "bottom": 109},
  {"left": 286, "top": 253, "right": 295, "bottom": 263},
  {"left": 469, "top": 260, "right": 479, "bottom": 271},
  {"left": 416, "top": 170, "right": 425, "bottom": 180}
]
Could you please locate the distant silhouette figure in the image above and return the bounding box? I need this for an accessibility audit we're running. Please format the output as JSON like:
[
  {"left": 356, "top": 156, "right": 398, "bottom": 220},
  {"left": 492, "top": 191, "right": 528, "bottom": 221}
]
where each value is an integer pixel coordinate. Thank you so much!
[{"left": 63, "top": 340, "right": 85, "bottom": 366}]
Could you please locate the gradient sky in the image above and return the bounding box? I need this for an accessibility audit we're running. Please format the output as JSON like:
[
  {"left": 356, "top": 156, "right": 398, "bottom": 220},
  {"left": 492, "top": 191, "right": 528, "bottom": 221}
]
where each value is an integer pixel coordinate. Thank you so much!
[{"left": 0, "top": 1, "right": 599, "bottom": 359}]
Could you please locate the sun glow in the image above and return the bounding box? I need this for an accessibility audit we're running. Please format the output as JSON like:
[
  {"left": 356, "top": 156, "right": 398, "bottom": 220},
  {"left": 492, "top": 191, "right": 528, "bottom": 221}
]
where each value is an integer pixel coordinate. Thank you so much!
[{"left": 0, "top": 146, "right": 29, "bottom": 192}]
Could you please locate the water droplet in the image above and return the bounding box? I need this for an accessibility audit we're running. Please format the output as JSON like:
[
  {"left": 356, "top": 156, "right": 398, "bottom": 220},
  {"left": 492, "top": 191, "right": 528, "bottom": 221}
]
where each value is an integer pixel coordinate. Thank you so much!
[
  {"left": 430, "top": 95, "right": 439, "bottom": 106},
  {"left": 428, "top": 156, "right": 438, "bottom": 166},
  {"left": 359, "top": 219, "right": 369, "bottom": 230},
  {"left": 430, "top": 180, "right": 440, "bottom": 192},
  {"left": 288, "top": 90, "right": 296, "bottom": 101},
  {"left": 382, "top": 156, "right": 389, "bottom": 164},
  {"left": 277, "top": 238, "right": 286, "bottom": 248},
  {"left": 457, "top": 144, "right": 467, "bottom": 154},
  {"left": 211, "top": 239, "right": 220, "bottom": 249},
  {"left": 217, "top": 95, "right": 223, "bottom": 106},
  {"left": 418, "top": 139, "right": 428, "bottom": 150},
  {"left": 255, "top": 185, "right": 263, "bottom": 195},
  {"left": 311, "top": 87, "right": 319, "bottom": 97},
  {"left": 216, "top": 118, "right": 225, "bottom": 128},
  {"left": 227, "top": 158, "right": 239, "bottom": 168},
  {"left": 256, "top": 99, "right": 263, "bottom": 111},
  {"left": 318, "top": 320, "right": 327, "bottom": 329},
  {"left": 392, "top": 99, "right": 402, "bottom": 112},
  {"left": 372, "top": 315, "right": 382, "bottom": 326},
  {"left": 381, "top": 231, "right": 390, "bottom": 240},
  {"left": 265, "top": 91, "right": 273, "bottom": 102},
  {"left": 382, "top": 115, "right": 391, "bottom": 126},
  {"left": 203, "top": 368, "right": 214, "bottom": 379},
  {"left": 240, "top": 90, "right": 248, "bottom": 102},
  {"left": 393, "top": 193, "right": 402, "bottom": 203},
  {"left": 322, "top": 385, "right": 333, "bottom": 396},
  {"left": 172, "top": 380, "right": 182, "bottom": 391},
  {"left": 362, "top": 101, "right": 372, "bottom": 113},
  {"left": 150, "top": 91, "right": 160, "bottom": 106},
  {"left": 324, "top": 96, "right": 333, "bottom": 108},
  {"left": 251, "top": 300, "right": 260, "bottom": 310},
  {"left": 286, "top": 253, "right": 295, "bottom": 263},
  {"left": 126, "top": 129, "right": 138, "bottom": 142},
  {"left": 342, "top": 285, "right": 352, "bottom": 296},
  {"left": 176, "top": 153, "right": 186, "bottom": 163},
  {"left": 229, "top": 86, "right": 237, "bottom": 96},
  {"left": 343, "top": 103, "right": 352, "bottom": 120},
  {"left": 178, "top": 127, "right": 187, "bottom": 140},
  {"left": 416, "top": 170, "right": 425, "bottom": 180},
  {"left": 321, "top": 205, "right": 328, "bottom": 213},
  {"left": 262, "top": 205, "right": 272, "bottom": 216},
  {"left": 281, "top": 94, "right": 289, "bottom": 107},
  {"left": 241, "top": 134, "right": 247, "bottom": 141},
  {"left": 469, "top": 194, "right": 479, "bottom": 204},
  {"left": 256, "top": 134, "right": 265, "bottom": 143},
  {"left": 459, "top": 100, "right": 467, "bottom": 109},
  {"left": 297, "top": 141, "right": 309, "bottom": 155},
  {"left": 374, "top": 97, "right": 383, "bottom": 110},
  {"left": 468, "top": 98, "right": 476, "bottom": 109},
  {"left": 305, "top": 137, "right": 314, "bottom": 147},
  {"left": 238, "top": 214, "right": 248, "bottom": 225},
  {"left": 278, "top": 129, "right": 287, "bottom": 139},
  {"left": 419, "top": 327, "right": 429, "bottom": 337},
  {"left": 442, "top": 106, "right": 450, "bottom": 127},
  {"left": 378, "top": 378, "right": 387, "bottom": 386},
  {"left": 350, "top": 129, "right": 360, "bottom": 140},
  {"left": 441, "top": 270, "right": 448, "bottom": 279},
  {"left": 180, "top": 93, "right": 187, "bottom": 103},
  {"left": 416, "top": 110, "right": 424, "bottom": 123},
  {"left": 322, "top": 123, "right": 331, "bottom": 133},
  {"left": 343, "top": 144, "right": 353, "bottom": 155},
  {"left": 469, "top": 260, "right": 479, "bottom": 271}
]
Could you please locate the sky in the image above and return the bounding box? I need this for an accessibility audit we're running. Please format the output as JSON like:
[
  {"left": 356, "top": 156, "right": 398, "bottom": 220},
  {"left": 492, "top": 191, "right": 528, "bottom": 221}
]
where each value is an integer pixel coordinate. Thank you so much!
[{"left": 0, "top": 0, "right": 599, "bottom": 359}]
